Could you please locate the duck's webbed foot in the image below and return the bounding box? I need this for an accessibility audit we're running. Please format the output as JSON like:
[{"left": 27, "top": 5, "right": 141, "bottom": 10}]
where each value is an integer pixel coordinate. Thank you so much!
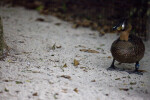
[
  {"left": 128, "top": 61, "right": 143, "bottom": 75},
  {"left": 107, "top": 65, "right": 116, "bottom": 70},
  {"left": 107, "top": 59, "right": 117, "bottom": 71}
]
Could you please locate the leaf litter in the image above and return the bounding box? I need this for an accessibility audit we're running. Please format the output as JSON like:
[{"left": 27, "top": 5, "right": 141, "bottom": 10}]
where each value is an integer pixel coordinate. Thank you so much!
[
  {"left": 74, "top": 59, "right": 79, "bottom": 66},
  {"left": 80, "top": 49, "right": 99, "bottom": 53},
  {"left": 60, "top": 75, "right": 71, "bottom": 80}
]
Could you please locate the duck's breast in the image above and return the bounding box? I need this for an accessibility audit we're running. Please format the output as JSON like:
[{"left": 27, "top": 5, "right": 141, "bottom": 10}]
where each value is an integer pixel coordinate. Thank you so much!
[{"left": 111, "top": 35, "right": 145, "bottom": 63}]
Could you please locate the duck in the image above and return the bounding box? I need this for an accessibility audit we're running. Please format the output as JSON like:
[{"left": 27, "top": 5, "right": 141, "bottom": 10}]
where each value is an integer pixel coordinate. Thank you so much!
[{"left": 108, "top": 18, "right": 145, "bottom": 75}]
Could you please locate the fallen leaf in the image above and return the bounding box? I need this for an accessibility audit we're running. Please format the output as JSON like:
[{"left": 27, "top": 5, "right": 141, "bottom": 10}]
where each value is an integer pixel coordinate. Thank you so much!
[
  {"left": 130, "top": 82, "right": 136, "bottom": 85},
  {"left": 52, "top": 43, "right": 56, "bottom": 50},
  {"left": 60, "top": 75, "right": 71, "bottom": 80},
  {"left": 48, "top": 81, "right": 54, "bottom": 84},
  {"left": 33, "top": 92, "right": 38, "bottom": 96},
  {"left": 56, "top": 46, "right": 61, "bottom": 48},
  {"left": 80, "top": 67, "right": 86, "bottom": 69},
  {"left": 15, "top": 81, "right": 23, "bottom": 84},
  {"left": 18, "top": 41, "right": 24, "bottom": 43},
  {"left": 91, "top": 80, "right": 96, "bottom": 82},
  {"left": 119, "top": 88, "right": 129, "bottom": 91},
  {"left": 4, "top": 88, "right": 9, "bottom": 92},
  {"left": 72, "top": 24, "right": 79, "bottom": 28},
  {"left": 55, "top": 23, "right": 61, "bottom": 26},
  {"left": 63, "top": 63, "right": 67, "bottom": 68},
  {"left": 74, "top": 59, "right": 79, "bottom": 66},
  {"left": 115, "top": 78, "right": 121, "bottom": 80},
  {"left": 83, "top": 69, "right": 88, "bottom": 72},
  {"left": 96, "top": 47, "right": 102, "bottom": 50},
  {"left": 36, "top": 18, "right": 45, "bottom": 22},
  {"left": 141, "top": 83, "right": 145, "bottom": 86},
  {"left": 74, "top": 88, "right": 78, "bottom": 93},
  {"left": 7, "top": 59, "right": 13, "bottom": 63},
  {"left": 107, "top": 56, "right": 112, "bottom": 58},
  {"left": 32, "top": 71, "right": 40, "bottom": 73},
  {"left": 3, "top": 80, "right": 11, "bottom": 82},
  {"left": 54, "top": 93, "right": 59, "bottom": 99},
  {"left": 82, "top": 19, "right": 91, "bottom": 27},
  {"left": 80, "top": 49, "right": 99, "bottom": 53}
]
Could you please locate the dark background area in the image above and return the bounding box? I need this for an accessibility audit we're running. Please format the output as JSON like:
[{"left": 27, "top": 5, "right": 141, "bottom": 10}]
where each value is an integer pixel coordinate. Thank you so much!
[{"left": 1, "top": 0, "right": 150, "bottom": 40}]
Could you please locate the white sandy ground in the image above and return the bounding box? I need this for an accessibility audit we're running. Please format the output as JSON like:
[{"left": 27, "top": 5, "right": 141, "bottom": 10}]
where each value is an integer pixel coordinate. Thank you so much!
[{"left": 0, "top": 7, "right": 150, "bottom": 100}]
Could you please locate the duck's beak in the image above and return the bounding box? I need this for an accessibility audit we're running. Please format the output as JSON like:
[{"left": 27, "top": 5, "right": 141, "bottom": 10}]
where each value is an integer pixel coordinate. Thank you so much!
[
  {"left": 113, "top": 25, "right": 117, "bottom": 30},
  {"left": 113, "top": 20, "right": 125, "bottom": 31},
  {"left": 113, "top": 25, "right": 122, "bottom": 31}
]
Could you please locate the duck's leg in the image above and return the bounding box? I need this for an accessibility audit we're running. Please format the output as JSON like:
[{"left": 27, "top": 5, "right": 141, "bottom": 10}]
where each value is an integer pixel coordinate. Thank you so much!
[
  {"left": 135, "top": 61, "right": 140, "bottom": 71},
  {"left": 107, "top": 59, "right": 116, "bottom": 70},
  {"left": 128, "top": 61, "right": 143, "bottom": 75}
]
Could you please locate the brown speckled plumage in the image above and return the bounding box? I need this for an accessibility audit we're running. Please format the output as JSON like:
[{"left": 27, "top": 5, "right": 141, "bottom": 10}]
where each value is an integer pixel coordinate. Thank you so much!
[
  {"left": 108, "top": 19, "right": 145, "bottom": 74},
  {"left": 111, "top": 34, "right": 145, "bottom": 63}
]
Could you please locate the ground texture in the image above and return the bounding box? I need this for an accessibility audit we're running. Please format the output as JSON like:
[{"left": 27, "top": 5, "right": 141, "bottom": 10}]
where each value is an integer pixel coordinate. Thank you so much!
[{"left": 0, "top": 7, "right": 150, "bottom": 100}]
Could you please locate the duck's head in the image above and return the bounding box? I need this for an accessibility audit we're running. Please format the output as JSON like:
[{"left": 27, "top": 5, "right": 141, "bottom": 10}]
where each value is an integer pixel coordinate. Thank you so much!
[{"left": 113, "top": 18, "right": 127, "bottom": 31}]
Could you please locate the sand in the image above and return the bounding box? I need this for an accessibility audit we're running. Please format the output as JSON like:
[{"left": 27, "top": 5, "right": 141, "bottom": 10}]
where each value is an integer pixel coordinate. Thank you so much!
[{"left": 0, "top": 7, "right": 150, "bottom": 100}]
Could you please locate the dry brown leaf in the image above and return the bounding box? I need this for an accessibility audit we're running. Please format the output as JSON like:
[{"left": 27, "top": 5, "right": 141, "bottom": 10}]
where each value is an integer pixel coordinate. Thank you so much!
[
  {"left": 4, "top": 88, "right": 9, "bottom": 92},
  {"left": 63, "top": 63, "right": 67, "bottom": 68},
  {"left": 33, "top": 92, "right": 38, "bottom": 96},
  {"left": 91, "top": 80, "right": 96, "bottom": 82},
  {"left": 3, "top": 80, "right": 13, "bottom": 82},
  {"left": 130, "top": 82, "right": 137, "bottom": 85},
  {"left": 74, "top": 59, "right": 79, "bottom": 66},
  {"left": 72, "top": 24, "right": 79, "bottom": 28},
  {"left": 80, "top": 49, "right": 99, "bottom": 53},
  {"left": 36, "top": 18, "right": 45, "bottom": 22},
  {"left": 60, "top": 75, "right": 71, "bottom": 80},
  {"left": 115, "top": 78, "right": 121, "bottom": 80},
  {"left": 16, "top": 81, "right": 23, "bottom": 84},
  {"left": 32, "top": 71, "right": 40, "bottom": 73},
  {"left": 107, "top": 56, "right": 112, "bottom": 58},
  {"left": 52, "top": 43, "right": 56, "bottom": 50},
  {"left": 82, "top": 19, "right": 91, "bottom": 27},
  {"left": 119, "top": 88, "right": 129, "bottom": 91},
  {"left": 55, "top": 23, "right": 61, "bottom": 26},
  {"left": 74, "top": 88, "right": 78, "bottom": 93},
  {"left": 56, "top": 46, "right": 62, "bottom": 48}
]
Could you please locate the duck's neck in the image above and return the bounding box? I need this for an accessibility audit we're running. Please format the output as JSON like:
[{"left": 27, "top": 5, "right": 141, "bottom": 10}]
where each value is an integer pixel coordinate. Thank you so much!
[{"left": 119, "top": 24, "right": 132, "bottom": 41}]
